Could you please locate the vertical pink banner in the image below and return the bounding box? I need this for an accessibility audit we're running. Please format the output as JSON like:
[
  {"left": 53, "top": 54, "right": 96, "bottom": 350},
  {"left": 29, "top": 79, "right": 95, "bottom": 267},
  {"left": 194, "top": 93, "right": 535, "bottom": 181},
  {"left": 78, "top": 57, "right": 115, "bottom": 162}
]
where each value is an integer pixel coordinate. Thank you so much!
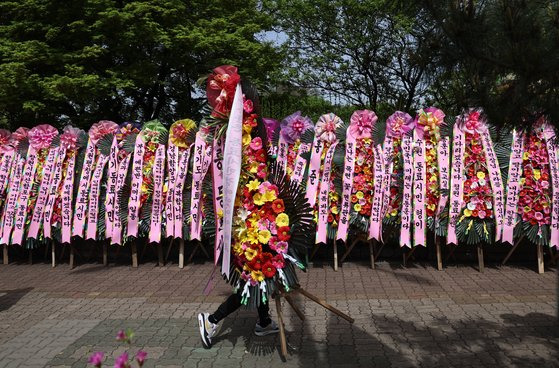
[
  {"left": 72, "top": 141, "right": 95, "bottom": 238},
  {"left": 480, "top": 130, "right": 505, "bottom": 241},
  {"left": 28, "top": 148, "right": 58, "bottom": 239},
  {"left": 104, "top": 137, "right": 118, "bottom": 239},
  {"left": 381, "top": 137, "right": 394, "bottom": 217},
  {"left": 86, "top": 154, "right": 109, "bottom": 240},
  {"left": 43, "top": 147, "right": 66, "bottom": 239},
  {"left": 0, "top": 151, "right": 14, "bottom": 197},
  {"left": 369, "top": 145, "right": 385, "bottom": 241},
  {"left": 399, "top": 136, "right": 413, "bottom": 248},
  {"left": 111, "top": 155, "right": 131, "bottom": 245},
  {"left": 316, "top": 142, "right": 338, "bottom": 244},
  {"left": 1, "top": 155, "right": 25, "bottom": 244},
  {"left": 304, "top": 136, "right": 323, "bottom": 208},
  {"left": 190, "top": 133, "right": 207, "bottom": 241},
  {"left": 149, "top": 144, "right": 165, "bottom": 243},
  {"left": 126, "top": 135, "right": 145, "bottom": 238},
  {"left": 412, "top": 131, "right": 426, "bottom": 247},
  {"left": 436, "top": 137, "right": 450, "bottom": 216},
  {"left": 12, "top": 148, "right": 38, "bottom": 245},
  {"left": 61, "top": 155, "right": 76, "bottom": 244},
  {"left": 502, "top": 130, "right": 524, "bottom": 244},
  {"left": 276, "top": 135, "right": 289, "bottom": 171},
  {"left": 336, "top": 128, "right": 356, "bottom": 242},
  {"left": 290, "top": 142, "right": 311, "bottom": 184},
  {"left": 165, "top": 143, "right": 178, "bottom": 238},
  {"left": 173, "top": 148, "right": 191, "bottom": 238},
  {"left": 544, "top": 127, "right": 559, "bottom": 248},
  {"left": 447, "top": 125, "right": 465, "bottom": 245},
  {"left": 212, "top": 138, "right": 224, "bottom": 264}
]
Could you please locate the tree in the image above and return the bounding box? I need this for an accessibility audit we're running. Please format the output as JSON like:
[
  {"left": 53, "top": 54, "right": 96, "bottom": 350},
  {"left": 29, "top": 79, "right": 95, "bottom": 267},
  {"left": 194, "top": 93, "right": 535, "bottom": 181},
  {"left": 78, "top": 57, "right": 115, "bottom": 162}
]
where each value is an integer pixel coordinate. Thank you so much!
[
  {"left": 265, "top": 0, "right": 434, "bottom": 112},
  {"left": 0, "top": 0, "right": 283, "bottom": 129},
  {"left": 422, "top": 0, "right": 559, "bottom": 128}
]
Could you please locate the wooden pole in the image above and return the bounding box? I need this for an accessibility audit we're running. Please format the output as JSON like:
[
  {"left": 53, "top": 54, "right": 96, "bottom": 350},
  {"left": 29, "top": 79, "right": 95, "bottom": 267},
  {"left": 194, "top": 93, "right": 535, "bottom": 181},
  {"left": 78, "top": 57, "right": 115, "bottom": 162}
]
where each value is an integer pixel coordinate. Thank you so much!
[
  {"left": 296, "top": 288, "right": 354, "bottom": 323},
  {"left": 51, "top": 240, "right": 56, "bottom": 268},
  {"left": 179, "top": 239, "right": 184, "bottom": 269},
  {"left": 369, "top": 239, "right": 375, "bottom": 269},
  {"left": 2, "top": 244, "right": 7, "bottom": 265},
  {"left": 131, "top": 240, "right": 138, "bottom": 268},
  {"left": 157, "top": 242, "right": 164, "bottom": 266},
  {"left": 29, "top": 249, "right": 32, "bottom": 265},
  {"left": 284, "top": 294, "right": 305, "bottom": 321},
  {"left": 537, "top": 243, "right": 544, "bottom": 274},
  {"left": 70, "top": 243, "right": 75, "bottom": 269},
  {"left": 340, "top": 237, "right": 358, "bottom": 264},
  {"left": 165, "top": 238, "right": 174, "bottom": 263},
  {"left": 333, "top": 241, "right": 338, "bottom": 271},
  {"left": 435, "top": 236, "right": 443, "bottom": 271},
  {"left": 477, "top": 244, "right": 484, "bottom": 273},
  {"left": 275, "top": 296, "right": 288, "bottom": 359}
]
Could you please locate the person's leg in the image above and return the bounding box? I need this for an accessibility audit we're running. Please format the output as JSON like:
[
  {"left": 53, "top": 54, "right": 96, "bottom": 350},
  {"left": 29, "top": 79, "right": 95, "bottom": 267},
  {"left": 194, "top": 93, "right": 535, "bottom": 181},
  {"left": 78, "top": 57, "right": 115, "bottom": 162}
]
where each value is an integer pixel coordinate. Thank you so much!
[
  {"left": 256, "top": 300, "right": 271, "bottom": 327},
  {"left": 208, "top": 292, "right": 242, "bottom": 324}
]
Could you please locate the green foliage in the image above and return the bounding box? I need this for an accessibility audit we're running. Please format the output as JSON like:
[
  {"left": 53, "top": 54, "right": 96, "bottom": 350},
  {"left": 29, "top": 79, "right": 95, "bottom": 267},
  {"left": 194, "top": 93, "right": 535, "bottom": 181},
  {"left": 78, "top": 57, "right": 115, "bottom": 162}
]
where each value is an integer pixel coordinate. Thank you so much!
[{"left": 0, "top": 0, "right": 283, "bottom": 129}]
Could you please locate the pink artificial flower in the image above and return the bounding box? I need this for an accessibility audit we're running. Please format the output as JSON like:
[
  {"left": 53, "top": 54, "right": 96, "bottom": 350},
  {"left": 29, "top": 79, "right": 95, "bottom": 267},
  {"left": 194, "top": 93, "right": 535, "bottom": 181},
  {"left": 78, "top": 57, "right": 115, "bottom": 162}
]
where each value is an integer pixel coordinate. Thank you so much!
[
  {"left": 280, "top": 111, "right": 313, "bottom": 144},
  {"left": 349, "top": 110, "right": 377, "bottom": 139},
  {"left": 0, "top": 129, "right": 11, "bottom": 147},
  {"left": 9, "top": 127, "right": 29, "bottom": 147},
  {"left": 88, "top": 352, "right": 104, "bottom": 367},
  {"left": 271, "top": 241, "right": 288, "bottom": 254},
  {"left": 114, "top": 352, "right": 129, "bottom": 368},
  {"left": 136, "top": 350, "right": 148, "bottom": 366},
  {"left": 60, "top": 126, "right": 82, "bottom": 151},
  {"left": 534, "top": 212, "right": 544, "bottom": 221},
  {"left": 250, "top": 137, "right": 263, "bottom": 151},
  {"left": 459, "top": 108, "right": 487, "bottom": 134},
  {"left": 89, "top": 120, "right": 118, "bottom": 146},
  {"left": 272, "top": 254, "right": 285, "bottom": 269},
  {"left": 386, "top": 111, "right": 413, "bottom": 138},
  {"left": 315, "top": 113, "right": 341, "bottom": 143},
  {"left": 243, "top": 98, "right": 254, "bottom": 114},
  {"left": 116, "top": 330, "right": 127, "bottom": 342},
  {"left": 28, "top": 124, "right": 58, "bottom": 150}
]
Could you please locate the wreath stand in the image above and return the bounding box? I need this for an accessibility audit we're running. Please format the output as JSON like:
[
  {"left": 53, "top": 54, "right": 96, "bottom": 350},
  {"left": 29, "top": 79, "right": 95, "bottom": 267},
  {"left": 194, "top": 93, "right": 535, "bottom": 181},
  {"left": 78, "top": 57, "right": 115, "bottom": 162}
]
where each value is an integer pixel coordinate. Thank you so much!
[
  {"left": 340, "top": 234, "right": 380, "bottom": 269},
  {"left": 2, "top": 244, "right": 8, "bottom": 265},
  {"left": 310, "top": 239, "right": 339, "bottom": 271},
  {"left": 501, "top": 235, "right": 553, "bottom": 274},
  {"left": 273, "top": 283, "right": 354, "bottom": 360},
  {"left": 165, "top": 238, "right": 211, "bottom": 268},
  {"left": 445, "top": 243, "right": 485, "bottom": 272}
]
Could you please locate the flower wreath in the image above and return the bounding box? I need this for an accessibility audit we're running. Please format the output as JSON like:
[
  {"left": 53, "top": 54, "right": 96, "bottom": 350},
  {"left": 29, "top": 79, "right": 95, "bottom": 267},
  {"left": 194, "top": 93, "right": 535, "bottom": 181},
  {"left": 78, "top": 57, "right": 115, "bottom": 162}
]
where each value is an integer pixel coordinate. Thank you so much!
[{"left": 276, "top": 111, "right": 314, "bottom": 182}]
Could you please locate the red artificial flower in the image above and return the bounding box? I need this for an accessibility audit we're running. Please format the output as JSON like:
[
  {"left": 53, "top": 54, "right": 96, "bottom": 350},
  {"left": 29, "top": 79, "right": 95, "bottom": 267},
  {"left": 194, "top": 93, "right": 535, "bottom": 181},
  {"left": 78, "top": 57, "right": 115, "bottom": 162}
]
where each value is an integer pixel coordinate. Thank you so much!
[
  {"left": 262, "top": 262, "right": 276, "bottom": 278},
  {"left": 277, "top": 226, "right": 291, "bottom": 241},
  {"left": 206, "top": 65, "right": 241, "bottom": 117},
  {"left": 248, "top": 255, "right": 264, "bottom": 271},
  {"left": 272, "top": 199, "right": 285, "bottom": 214}
]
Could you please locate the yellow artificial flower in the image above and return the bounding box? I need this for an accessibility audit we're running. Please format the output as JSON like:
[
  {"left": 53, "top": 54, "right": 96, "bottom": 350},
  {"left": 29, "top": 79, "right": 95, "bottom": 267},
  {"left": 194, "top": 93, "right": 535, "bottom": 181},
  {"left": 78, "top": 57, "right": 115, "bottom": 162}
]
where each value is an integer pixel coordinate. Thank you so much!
[
  {"left": 233, "top": 243, "right": 243, "bottom": 255},
  {"left": 519, "top": 177, "right": 526, "bottom": 185},
  {"left": 356, "top": 191, "right": 364, "bottom": 199},
  {"left": 464, "top": 209, "right": 472, "bottom": 217},
  {"left": 276, "top": 213, "right": 290, "bottom": 227},
  {"left": 262, "top": 190, "right": 277, "bottom": 202},
  {"left": 242, "top": 133, "right": 251, "bottom": 146},
  {"left": 253, "top": 193, "right": 265, "bottom": 206},
  {"left": 523, "top": 152, "right": 530, "bottom": 160},
  {"left": 476, "top": 171, "right": 485, "bottom": 179},
  {"left": 354, "top": 203, "right": 362, "bottom": 212},
  {"left": 249, "top": 161, "right": 259, "bottom": 173},
  {"left": 245, "top": 247, "right": 258, "bottom": 261},
  {"left": 251, "top": 270, "right": 265, "bottom": 282},
  {"left": 246, "top": 179, "right": 260, "bottom": 192},
  {"left": 331, "top": 206, "right": 339, "bottom": 215},
  {"left": 390, "top": 209, "right": 398, "bottom": 216},
  {"left": 258, "top": 229, "right": 271, "bottom": 244},
  {"left": 427, "top": 203, "right": 436, "bottom": 211},
  {"left": 534, "top": 169, "right": 541, "bottom": 180},
  {"left": 246, "top": 229, "right": 259, "bottom": 244}
]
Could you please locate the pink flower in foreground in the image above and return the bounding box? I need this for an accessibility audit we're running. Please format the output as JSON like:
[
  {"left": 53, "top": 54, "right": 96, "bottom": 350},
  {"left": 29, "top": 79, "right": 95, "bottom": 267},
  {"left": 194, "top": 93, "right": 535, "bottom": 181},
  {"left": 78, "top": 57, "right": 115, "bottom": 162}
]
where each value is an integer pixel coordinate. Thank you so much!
[
  {"left": 116, "top": 330, "right": 127, "bottom": 342},
  {"left": 136, "top": 350, "right": 148, "bottom": 366},
  {"left": 114, "top": 352, "right": 129, "bottom": 368},
  {"left": 88, "top": 352, "right": 104, "bottom": 367}
]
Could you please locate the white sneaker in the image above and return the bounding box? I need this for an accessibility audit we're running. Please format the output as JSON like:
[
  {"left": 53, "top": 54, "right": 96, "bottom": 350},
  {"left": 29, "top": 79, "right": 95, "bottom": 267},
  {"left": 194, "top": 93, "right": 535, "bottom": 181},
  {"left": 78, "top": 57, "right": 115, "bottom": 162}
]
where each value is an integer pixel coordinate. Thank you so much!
[
  {"left": 254, "top": 320, "right": 280, "bottom": 336},
  {"left": 198, "top": 313, "right": 218, "bottom": 349}
]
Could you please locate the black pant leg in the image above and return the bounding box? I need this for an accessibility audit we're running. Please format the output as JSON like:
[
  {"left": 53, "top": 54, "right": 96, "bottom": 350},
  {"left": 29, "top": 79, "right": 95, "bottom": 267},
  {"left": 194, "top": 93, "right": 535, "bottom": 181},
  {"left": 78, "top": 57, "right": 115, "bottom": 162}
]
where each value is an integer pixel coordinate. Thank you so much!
[
  {"left": 210, "top": 292, "right": 242, "bottom": 323},
  {"left": 257, "top": 301, "right": 271, "bottom": 327}
]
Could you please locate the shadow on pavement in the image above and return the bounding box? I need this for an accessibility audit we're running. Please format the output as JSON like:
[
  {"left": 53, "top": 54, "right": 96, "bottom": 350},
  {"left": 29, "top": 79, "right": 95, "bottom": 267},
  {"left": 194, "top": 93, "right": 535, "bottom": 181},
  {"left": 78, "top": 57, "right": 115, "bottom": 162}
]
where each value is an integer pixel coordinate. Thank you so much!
[{"left": 0, "top": 287, "right": 33, "bottom": 312}]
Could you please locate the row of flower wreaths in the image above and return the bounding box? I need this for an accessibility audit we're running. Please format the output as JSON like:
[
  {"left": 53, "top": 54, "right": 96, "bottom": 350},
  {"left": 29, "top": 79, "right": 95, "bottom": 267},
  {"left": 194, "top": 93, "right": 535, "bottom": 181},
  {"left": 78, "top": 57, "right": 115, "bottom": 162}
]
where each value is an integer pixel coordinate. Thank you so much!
[{"left": 0, "top": 65, "right": 557, "bottom": 305}]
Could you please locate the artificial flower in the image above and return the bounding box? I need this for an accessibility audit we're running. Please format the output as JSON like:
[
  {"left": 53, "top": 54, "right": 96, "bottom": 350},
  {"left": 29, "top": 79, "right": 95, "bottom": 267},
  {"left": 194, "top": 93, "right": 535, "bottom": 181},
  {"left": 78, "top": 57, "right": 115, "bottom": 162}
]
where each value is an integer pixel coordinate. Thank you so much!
[
  {"left": 88, "top": 120, "right": 118, "bottom": 145},
  {"left": 170, "top": 119, "right": 196, "bottom": 148},
  {"left": 275, "top": 213, "right": 289, "bottom": 227},
  {"left": 386, "top": 111, "right": 413, "bottom": 138},
  {"left": 28, "top": 124, "right": 58, "bottom": 150},
  {"left": 206, "top": 65, "right": 241, "bottom": 117},
  {"left": 280, "top": 111, "right": 313, "bottom": 144},
  {"left": 272, "top": 199, "right": 285, "bottom": 213},
  {"left": 315, "top": 113, "right": 341, "bottom": 143},
  {"left": 349, "top": 110, "right": 377, "bottom": 139}
]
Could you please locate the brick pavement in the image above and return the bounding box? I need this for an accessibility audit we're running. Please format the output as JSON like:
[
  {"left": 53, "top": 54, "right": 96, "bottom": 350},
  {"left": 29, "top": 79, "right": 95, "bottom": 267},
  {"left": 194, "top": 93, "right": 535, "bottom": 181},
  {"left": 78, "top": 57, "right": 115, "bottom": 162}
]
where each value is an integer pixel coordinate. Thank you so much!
[{"left": 0, "top": 260, "right": 557, "bottom": 368}]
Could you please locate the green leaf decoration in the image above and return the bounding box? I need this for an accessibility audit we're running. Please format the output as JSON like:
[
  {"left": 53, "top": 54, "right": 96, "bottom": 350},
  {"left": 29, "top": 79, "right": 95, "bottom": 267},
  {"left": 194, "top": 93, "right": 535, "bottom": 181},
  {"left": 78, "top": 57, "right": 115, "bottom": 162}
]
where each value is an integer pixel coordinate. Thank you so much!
[{"left": 97, "top": 133, "right": 114, "bottom": 157}]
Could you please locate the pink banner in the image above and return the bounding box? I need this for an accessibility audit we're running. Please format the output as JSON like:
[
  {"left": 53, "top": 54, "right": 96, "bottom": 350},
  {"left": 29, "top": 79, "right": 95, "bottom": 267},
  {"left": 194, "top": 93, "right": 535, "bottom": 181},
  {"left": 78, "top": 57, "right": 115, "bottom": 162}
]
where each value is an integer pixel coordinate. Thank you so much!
[
  {"left": 0, "top": 151, "right": 14, "bottom": 197},
  {"left": 212, "top": 138, "right": 224, "bottom": 264},
  {"left": 165, "top": 143, "right": 179, "bottom": 237},
  {"left": 290, "top": 142, "right": 311, "bottom": 184},
  {"left": 86, "top": 154, "right": 109, "bottom": 240},
  {"left": 110, "top": 155, "right": 131, "bottom": 245},
  {"left": 126, "top": 135, "right": 145, "bottom": 238},
  {"left": 369, "top": 145, "right": 385, "bottom": 241},
  {"left": 221, "top": 83, "right": 244, "bottom": 277},
  {"left": 72, "top": 141, "right": 95, "bottom": 238},
  {"left": 480, "top": 130, "right": 505, "bottom": 241},
  {"left": 399, "top": 136, "right": 413, "bottom": 247},
  {"left": 276, "top": 135, "right": 289, "bottom": 172},
  {"left": 43, "top": 147, "right": 66, "bottom": 239},
  {"left": 437, "top": 137, "right": 450, "bottom": 216},
  {"left": 104, "top": 137, "right": 118, "bottom": 239},
  {"left": 173, "top": 148, "right": 191, "bottom": 238},
  {"left": 149, "top": 144, "right": 165, "bottom": 243},
  {"left": 28, "top": 148, "right": 58, "bottom": 239},
  {"left": 1, "top": 155, "right": 25, "bottom": 244},
  {"left": 305, "top": 136, "right": 323, "bottom": 208},
  {"left": 190, "top": 133, "right": 207, "bottom": 241},
  {"left": 61, "top": 155, "right": 76, "bottom": 244},
  {"left": 381, "top": 137, "right": 394, "bottom": 217},
  {"left": 12, "top": 148, "right": 38, "bottom": 245},
  {"left": 502, "top": 130, "right": 524, "bottom": 244},
  {"left": 336, "top": 129, "right": 356, "bottom": 242},
  {"left": 316, "top": 142, "right": 338, "bottom": 244},
  {"left": 544, "top": 127, "right": 559, "bottom": 248},
  {"left": 447, "top": 124, "right": 465, "bottom": 245},
  {"left": 412, "top": 131, "right": 427, "bottom": 247}
]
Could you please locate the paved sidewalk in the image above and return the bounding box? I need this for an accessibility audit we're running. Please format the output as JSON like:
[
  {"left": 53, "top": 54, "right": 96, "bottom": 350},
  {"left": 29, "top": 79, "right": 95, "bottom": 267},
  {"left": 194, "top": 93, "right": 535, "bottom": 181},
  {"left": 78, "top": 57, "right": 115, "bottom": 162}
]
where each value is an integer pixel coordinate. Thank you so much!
[{"left": 0, "top": 260, "right": 557, "bottom": 368}]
